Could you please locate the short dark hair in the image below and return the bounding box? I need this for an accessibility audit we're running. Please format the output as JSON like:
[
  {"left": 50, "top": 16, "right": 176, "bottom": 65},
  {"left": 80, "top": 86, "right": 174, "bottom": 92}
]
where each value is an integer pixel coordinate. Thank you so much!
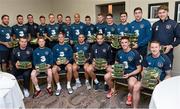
[
  {"left": 106, "top": 13, "right": 113, "bottom": 18},
  {"left": 1, "top": 14, "right": 9, "bottom": 20},
  {"left": 19, "top": 37, "right": 28, "bottom": 41},
  {"left": 120, "top": 11, "right": 128, "bottom": 16},
  {"left": 58, "top": 32, "right": 65, "bottom": 37},
  {"left": 134, "top": 7, "right": 142, "bottom": 13},
  {"left": 120, "top": 36, "right": 130, "bottom": 41},
  {"left": 57, "top": 14, "right": 63, "bottom": 18},
  {"left": 16, "top": 14, "right": 23, "bottom": 19},
  {"left": 65, "top": 16, "right": 71, "bottom": 19},
  {"left": 37, "top": 36, "right": 45, "bottom": 41},
  {"left": 96, "top": 33, "right": 104, "bottom": 38},
  {"left": 27, "top": 14, "right": 33, "bottom": 18},
  {"left": 85, "top": 15, "right": 91, "bottom": 19},
  {"left": 39, "top": 15, "right": 45, "bottom": 19},
  {"left": 157, "top": 5, "right": 169, "bottom": 12},
  {"left": 98, "top": 13, "right": 103, "bottom": 17}
]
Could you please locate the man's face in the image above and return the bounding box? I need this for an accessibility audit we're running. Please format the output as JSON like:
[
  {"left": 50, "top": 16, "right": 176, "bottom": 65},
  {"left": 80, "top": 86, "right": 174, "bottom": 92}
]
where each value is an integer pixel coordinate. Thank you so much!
[
  {"left": 134, "top": 10, "right": 142, "bottom": 21},
  {"left": 97, "top": 15, "right": 104, "bottom": 23},
  {"left": 19, "top": 38, "right": 27, "bottom": 48},
  {"left": 150, "top": 43, "right": 161, "bottom": 56},
  {"left": 120, "top": 14, "right": 127, "bottom": 23},
  {"left": 158, "top": 9, "right": 168, "bottom": 20},
  {"left": 85, "top": 18, "right": 91, "bottom": 25},
  {"left": 2, "top": 16, "right": 9, "bottom": 25},
  {"left": 96, "top": 35, "right": 104, "bottom": 45},
  {"left": 58, "top": 34, "right": 65, "bottom": 43},
  {"left": 40, "top": 18, "right": 46, "bottom": 24},
  {"left": 27, "top": 15, "right": 34, "bottom": 23},
  {"left": 74, "top": 14, "right": 80, "bottom": 23},
  {"left": 49, "top": 15, "right": 55, "bottom": 23},
  {"left": 38, "top": 39, "right": 45, "bottom": 48},
  {"left": 17, "top": 17, "right": 24, "bottom": 25},
  {"left": 120, "top": 39, "right": 130, "bottom": 50},
  {"left": 106, "top": 15, "right": 113, "bottom": 25},
  {"left": 78, "top": 34, "right": 85, "bottom": 43},
  {"left": 57, "top": 15, "right": 63, "bottom": 23},
  {"left": 65, "top": 17, "right": 71, "bottom": 25}
]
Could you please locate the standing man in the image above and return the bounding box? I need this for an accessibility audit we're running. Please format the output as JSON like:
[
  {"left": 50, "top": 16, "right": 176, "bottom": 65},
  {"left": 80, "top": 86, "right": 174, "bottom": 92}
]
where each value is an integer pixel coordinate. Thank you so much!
[
  {"left": 52, "top": 33, "right": 73, "bottom": 95},
  {"left": 11, "top": 37, "right": 33, "bottom": 97},
  {"left": 46, "top": 13, "right": 60, "bottom": 48},
  {"left": 61, "top": 16, "right": 72, "bottom": 42},
  {"left": 130, "top": 7, "right": 152, "bottom": 58},
  {"left": 0, "top": 15, "right": 12, "bottom": 72},
  {"left": 84, "top": 16, "right": 95, "bottom": 37},
  {"left": 12, "top": 15, "right": 30, "bottom": 40},
  {"left": 117, "top": 11, "right": 131, "bottom": 36},
  {"left": 104, "top": 13, "right": 117, "bottom": 37},
  {"left": 25, "top": 14, "right": 39, "bottom": 40},
  {"left": 105, "top": 36, "right": 142, "bottom": 108},
  {"left": 95, "top": 13, "right": 106, "bottom": 34},
  {"left": 38, "top": 15, "right": 47, "bottom": 37},
  {"left": 57, "top": 14, "right": 66, "bottom": 30},
  {"left": 152, "top": 5, "right": 180, "bottom": 64},
  {"left": 71, "top": 13, "right": 85, "bottom": 45}
]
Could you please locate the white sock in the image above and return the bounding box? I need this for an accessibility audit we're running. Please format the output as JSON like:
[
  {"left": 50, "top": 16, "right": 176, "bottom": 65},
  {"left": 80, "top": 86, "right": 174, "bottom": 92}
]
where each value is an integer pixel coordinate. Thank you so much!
[
  {"left": 56, "top": 82, "right": 62, "bottom": 90},
  {"left": 94, "top": 78, "right": 99, "bottom": 84},
  {"left": 67, "top": 81, "right": 71, "bottom": 89},
  {"left": 85, "top": 79, "right": 89, "bottom": 83},
  {"left": 47, "top": 84, "right": 51, "bottom": 88},
  {"left": 35, "top": 85, "right": 40, "bottom": 91},
  {"left": 75, "top": 78, "right": 81, "bottom": 83}
]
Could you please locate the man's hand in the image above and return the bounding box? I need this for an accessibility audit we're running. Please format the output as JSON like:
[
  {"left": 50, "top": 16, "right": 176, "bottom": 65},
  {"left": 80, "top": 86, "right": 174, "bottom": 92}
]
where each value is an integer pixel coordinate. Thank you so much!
[
  {"left": 132, "top": 43, "right": 138, "bottom": 49},
  {"left": 123, "top": 73, "right": 130, "bottom": 79},
  {"left": 164, "top": 45, "right": 173, "bottom": 54},
  {"left": 16, "top": 61, "right": 20, "bottom": 69}
]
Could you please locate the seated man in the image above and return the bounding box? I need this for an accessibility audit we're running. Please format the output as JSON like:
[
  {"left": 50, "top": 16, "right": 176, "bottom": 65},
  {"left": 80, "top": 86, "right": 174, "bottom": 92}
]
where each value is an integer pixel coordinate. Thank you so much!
[
  {"left": 105, "top": 36, "right": 142, "bottom": 108},
  {"left": 11, "top": 37, "right": 33, "bottom": 97},
  {"left": 72, "top": 34, "right": 91, "bottom": 90},
  {"left": 31, "top": 37, "right": 53, "bottom": 98},
  {"left": 87, "top": 33, "right": 112, "bottom": 91},
  {"left": 142, "top": 41, "right": 172, "bottom": 82},
  {"left": 52, "top": 33, "right": 73, "bottom": 96}
]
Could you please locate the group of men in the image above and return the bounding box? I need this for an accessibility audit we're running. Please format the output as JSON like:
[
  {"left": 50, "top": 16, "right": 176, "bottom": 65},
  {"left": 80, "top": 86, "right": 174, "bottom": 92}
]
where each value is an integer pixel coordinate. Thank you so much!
[{"left": 0, "top": 5, "right": 180, "bottom": 108}]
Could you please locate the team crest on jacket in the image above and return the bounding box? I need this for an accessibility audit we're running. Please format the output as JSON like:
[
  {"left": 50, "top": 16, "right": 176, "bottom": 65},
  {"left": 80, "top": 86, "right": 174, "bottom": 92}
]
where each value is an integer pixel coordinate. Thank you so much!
[
  {"left": 64, "top": 47, "right": 68, "bottom": 51},
  {"left": 17, "top": 52, "right": 20, "bottom": 57},
  {"left": 155, "top": 26, "right": 159, "bottom": 31},
  {"left": 140, "top": 24, "right": 144, "bottom": 28},
  {"left": 34, "top": 25, "right": 37, "bottom": 29},
  {"left": 23, "top": 27, "right": 27, "bottom": 31},
  {"left": 157, "top": 62, "right": 163, "bottom": 68},
  {"left": 45, "top": 51, "right": 49, "bottom": 55},
  {"left": 166, "top": 24, "right": 171, "bottom": 30},
  {"left": 128, "top": 56, "right": 133, "bottom": 61},
  {"left": 84, "top": 46, "right": 87, "bottom": 50},
  {"left": 125, "top": 27, "right": 128, "bottom": 31},
  {"left": 80, "top": 26, "right": 83, "bottom": 29},
  {"left": 111, "top": 27, "right": 115, "bottom": 32},
  {"left": 103, "top": 48, "right": 106, "bottom": 53},
  {"left": 26, "top": 50, "right": 30, "bottom": 55}
]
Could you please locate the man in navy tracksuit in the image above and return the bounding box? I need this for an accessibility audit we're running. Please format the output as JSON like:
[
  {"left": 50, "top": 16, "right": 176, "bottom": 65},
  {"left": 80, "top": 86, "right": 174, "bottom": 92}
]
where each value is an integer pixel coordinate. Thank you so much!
[
  {"left": 38, "top": 16, "right": 47, "bottom": 37},
  {"left": 11, "top": 37, "right": 33, "bottom": 97},
  {"left": 87, "top": 34, "right": 112, "bottom": 91},
  {"left": 130, "top": 7, "right": 152, "bottom": 58},
  {"left": 84, "top": 16, "right": 96, "bottom": 38},
  {"left": 152, "top": 5, "right": 180, "bottom": 64}
]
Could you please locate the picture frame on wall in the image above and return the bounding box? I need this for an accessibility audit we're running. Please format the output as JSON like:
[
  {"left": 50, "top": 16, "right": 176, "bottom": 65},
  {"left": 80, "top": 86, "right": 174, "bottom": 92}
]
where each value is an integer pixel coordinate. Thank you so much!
[
  {"left": 148, "top": 2, "right": 168, "bottom": 19},
  {"left": 174, "top": 1, "right": 180, "bottom": 23}
]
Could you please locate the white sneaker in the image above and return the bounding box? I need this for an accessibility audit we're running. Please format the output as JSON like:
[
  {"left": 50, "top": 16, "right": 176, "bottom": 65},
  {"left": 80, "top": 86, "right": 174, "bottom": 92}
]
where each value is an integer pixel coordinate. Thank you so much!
[
  {"left": 23, "top": 89, "right": 30, "bottom": 97},
  {"left": 86, "top": 82, "right": 91, "bottom": 90},
  {"left": 72, "top": 82, "right": 82, "bottom": 90}
]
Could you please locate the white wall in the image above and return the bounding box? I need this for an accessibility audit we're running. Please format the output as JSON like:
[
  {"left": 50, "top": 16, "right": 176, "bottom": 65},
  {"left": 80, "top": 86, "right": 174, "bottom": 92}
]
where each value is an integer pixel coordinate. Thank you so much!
[{"left": 0, "top": 0, "right": 53, "bottom": 26}]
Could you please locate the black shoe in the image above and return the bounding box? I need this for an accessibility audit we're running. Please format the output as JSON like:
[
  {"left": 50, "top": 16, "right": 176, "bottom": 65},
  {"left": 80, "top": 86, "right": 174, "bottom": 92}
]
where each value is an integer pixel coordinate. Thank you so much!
[
  {"left": 104, "top": 84, "right": 109, "bottom": 91},
  {"left": 94, "top": 83, "right": 100, "bottom": 91}
]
